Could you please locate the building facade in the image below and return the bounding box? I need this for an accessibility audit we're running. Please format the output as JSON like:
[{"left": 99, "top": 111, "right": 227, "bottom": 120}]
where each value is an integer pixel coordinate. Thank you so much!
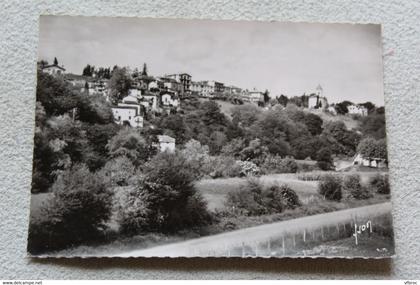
[{"left": 348, "top": 105, "right": 368, "bottom": 116}]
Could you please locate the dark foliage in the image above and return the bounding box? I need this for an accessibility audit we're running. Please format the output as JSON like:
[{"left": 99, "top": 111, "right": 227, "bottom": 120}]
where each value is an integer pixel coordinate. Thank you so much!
[
  {"left": 318, "top": 174, "right": 342, "bottom": 201},
  {"left": 28, "top": 165, "right": 113, "bottom": 254},
  {"left": 226, "top": 179, "right": 301, "bottom": 216},
  {"left": 370, "top": 173, "right": 390, "bottom": 194}
]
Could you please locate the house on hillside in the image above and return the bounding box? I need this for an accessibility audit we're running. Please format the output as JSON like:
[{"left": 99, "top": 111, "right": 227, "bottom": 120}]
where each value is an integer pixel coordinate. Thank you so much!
[
  {"left": 42, "top": 63, "right": 66, "bottom": 76},
  {"left": 161, "top": 91, "right": 179, "bottom": 108},
  {"left": 111, "top": 94, "right": 143, "bottom": 127},
  {"left": 348, "top": 104, "right": 368, "bottom": 116},
  {"left": 353, "top": 153, "right": 387, "bottom": 168},
  {"left": 156, "top": 135, "right": 175, "bottom": 152},
  {"left": 111, "top": 106, "right": 143, "bottom": 128}
]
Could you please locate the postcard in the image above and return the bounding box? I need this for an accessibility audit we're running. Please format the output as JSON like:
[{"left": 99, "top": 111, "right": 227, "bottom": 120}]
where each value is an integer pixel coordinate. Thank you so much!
[{"left": 28, "top": 16, "right": 394, "bottom": 258}]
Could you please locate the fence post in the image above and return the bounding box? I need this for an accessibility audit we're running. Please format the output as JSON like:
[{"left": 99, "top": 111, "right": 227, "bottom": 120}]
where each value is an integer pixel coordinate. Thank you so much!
[
  {"left": 267, "top": 238, "right": 271, "bottom": 256},
  {"left": 303, "top": 229, "right": 306, "bottom": 243},
  {"left": 293, "top": 234, "right": 296, "bottom": 247},
  {"left": 321, "top": 227, "right": 324, "bottom": 240},
  {"left": 242, "top": 242, "right": 245, "bottom": 258},
  {"left": 282, "top": 236, "right": 285, "bottom": 256},
  {"left": 337, "top": 223, "right": 340, "bottom": 237}
]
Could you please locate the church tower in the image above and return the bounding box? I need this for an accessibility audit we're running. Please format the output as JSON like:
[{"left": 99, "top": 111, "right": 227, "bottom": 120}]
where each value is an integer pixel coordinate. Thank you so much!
[{"left": 316, "top": 84, "right": 323, "bottom": 97}]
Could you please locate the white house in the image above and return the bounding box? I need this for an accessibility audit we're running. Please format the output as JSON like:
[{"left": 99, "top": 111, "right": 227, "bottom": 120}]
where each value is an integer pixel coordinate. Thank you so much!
[
  {"left": 156, "top": 135, "right": 175, "bottom": 152},
  {"left": 140, "top": 93, "right": 158, "bottom": 111},
  {"left": 327, "top": 106, "right": 338, "bottom": 115},
  {"left": 161, "top": 92, "right": 179, "bottom": 107},
  {"left": 348, "top": 104, "right": 368, "bottom": 116},
  {"left": 111, "top": 106, "right": 143, "bottom": 128},
  {"left": 353, "top": 153, "right": 387, "bottom": 168},
  {"left": 42, "top": 64, "right": 66, "bottom": 76}
]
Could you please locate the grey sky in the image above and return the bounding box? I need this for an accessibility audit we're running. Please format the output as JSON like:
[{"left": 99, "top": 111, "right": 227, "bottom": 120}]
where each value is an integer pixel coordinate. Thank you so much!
[{"left": 39, "top": 16, "right": 384, "bottom": 105}]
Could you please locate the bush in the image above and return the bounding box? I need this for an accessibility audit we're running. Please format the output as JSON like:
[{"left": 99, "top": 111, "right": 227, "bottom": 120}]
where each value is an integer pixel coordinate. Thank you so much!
[
  {"left": 142, "top": 151, "right": 212, "bottom": 232},
  {"left": 343, "top": 174, "right": 371, "bottom": 200},
  {"left": 261, "top": 156, "right": 298, "bottom": 174},
  {"left": 226, "top": 178, "right": 301, "bottom": 216},
  {"left": 117, "top": 186, "right": 152, "bottom": 236},
  {"left": 370, "top": 173, "right": 390, "bottom": 194},
  {"left": 97, "top": 157, "right": 136, "bottom": 187},
  {"left": 236, "top": 160, "right": 260, "bottom": 177},
  {"left": 318, "top": 174, "right": 342, "bottom": 201},
  {"left": 28, "top": 164, "right": 113, "bottom": 254},
  {"left": 202, "top": 156, "right": 241, "bottom": 178},
  {"left": 316, "top": 147, "right": 334, "bottom": 170}
]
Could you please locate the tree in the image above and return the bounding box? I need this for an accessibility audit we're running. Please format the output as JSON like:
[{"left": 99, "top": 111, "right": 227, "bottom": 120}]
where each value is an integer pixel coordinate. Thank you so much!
[
  {"left": 77, "top": 94, "right": 114, "bottom": 124},
  {"left": 316, "top": 147, "right": 333, "bottom": 170},
  {"left": 318, "top": 174, "right": 342, "bottom": 201},
  {"left": 360, "top": 113, "right": 386, "bottom": 139},
  {"left": 277, "top": 94, "right": 289, "bottom": 107},
  {"left": 231, "top": 104, "right": 261, "bottom": 127},
  {"left": 108, "top": 67, "right": 132, "bottom": 104},
  {"left": 357, "top": 137, "right": 387, "bottom": 159},
  {"left": 98, "top": 156, "right": 136, "bottom": 187},
  {"left": 335, "top": 100, "right": 353, "bottom": 115},
  {"left": 360, "top": 102, "right": 376, "bottom": 114},
  {"left": 53, "top": 57, "right": 58, "bottom": 65},
  {"left": 157, "top": 114, "right": 190, "bottom": 145},
  {"left": 343, "top": 174, "right": 371, "bottom": 200},
  {"left": 304, "top": 113, "right": 323, "bottom": 135},
  {"left": 82, "top": 64, "right": 95, "bottom": 77},
  {"left": 142, "top": 63, "right": 148, "bottom": 76},
  {"left": 263, "top": 89, "right": 270, "bottom": 104},
  {"left": 36, "top": 72, "right": 80, "bottom": 116},
  {"left": 28, "top": 164, "right": 113, "bottom": 253},
  {"left": 106, "top": 128, "right": 152, "bottom": 167},
  {"left": 142, "top": 151, "right": 212, "bottom": 232}
]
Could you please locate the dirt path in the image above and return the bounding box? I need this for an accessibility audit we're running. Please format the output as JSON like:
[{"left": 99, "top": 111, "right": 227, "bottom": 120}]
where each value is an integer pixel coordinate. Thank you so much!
[{"left": 114, "top": 202, "right": 391, "bottom": 257}]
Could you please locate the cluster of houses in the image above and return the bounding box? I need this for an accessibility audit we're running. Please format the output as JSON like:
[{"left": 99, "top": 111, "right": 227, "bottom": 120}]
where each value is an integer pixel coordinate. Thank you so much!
[
  {"left": 39, "top": 59, "right": 270, "bottom": 126},
  {"left": 306, "top": 84, "right": 369, "bottom": 116},
  {"left": 39, "top": 59, "right": 373, "bottom": 157}
]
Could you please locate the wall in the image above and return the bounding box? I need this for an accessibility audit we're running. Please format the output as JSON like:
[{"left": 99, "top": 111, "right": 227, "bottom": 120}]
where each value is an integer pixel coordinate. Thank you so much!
[{"left": 0, "top": 0, "right": 419, "bottom": 279}]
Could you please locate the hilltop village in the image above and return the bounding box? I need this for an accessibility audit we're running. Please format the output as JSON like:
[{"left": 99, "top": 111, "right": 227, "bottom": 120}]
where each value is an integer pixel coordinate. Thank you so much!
[{"left": 40, "top": 58, "right": 370, "bottom": 132}]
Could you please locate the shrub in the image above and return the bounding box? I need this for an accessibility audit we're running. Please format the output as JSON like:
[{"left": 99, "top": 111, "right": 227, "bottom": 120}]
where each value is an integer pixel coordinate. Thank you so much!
[
  {"left": 343, "top": 174, "right": 371, "bottom": 200},
  {"left": 117, "top": 186, "right": 152, "bottom": 236},
  {"left": 370, "top": 173, "right": 390, "bottom": 194},
  {"left": 226, "top": 179, "right": 301, "bottom": 216},
  {"left": 236, "top": 160, "right": 260, "bottom": 177},
  {"left": 202, "top": 156, "right": 241, "bottom": 178},
  {"left": 261, "top": 156, "right": 298, "bottom": 174},
  {"left": 28, "top": 164, "right": 113, "bottom": 254},
  {"left": 263, "top": 184, "right": 301, "bottom": 211},
  {"left": 316, "top": 147, "right": 334, "bottom": 170},
  {"left": 142, "top": 151, "right": 212, "bottom": 232},
  {"left": 318, "top": 174, "right": 342, "bottom": 201},
  {"left": 97, "top": 157, "right": 136, "bottom": 187}
]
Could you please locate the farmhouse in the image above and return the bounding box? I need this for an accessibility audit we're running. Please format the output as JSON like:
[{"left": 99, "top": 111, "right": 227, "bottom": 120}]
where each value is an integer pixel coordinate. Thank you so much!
[
  {"left": 353, "top": 153, "right": 387, "bottom": 168},
  {"left": 42, "top": 63, "right": 66, "bottom": 76},
  {"left": 156, "top": 135, "right": 176, "bottom": 153}
]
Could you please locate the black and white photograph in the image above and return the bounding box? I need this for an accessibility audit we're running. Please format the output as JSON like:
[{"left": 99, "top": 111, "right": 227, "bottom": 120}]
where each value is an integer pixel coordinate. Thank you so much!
[{"left": 28, "top": 16, "right": 394, "bottom": 258}]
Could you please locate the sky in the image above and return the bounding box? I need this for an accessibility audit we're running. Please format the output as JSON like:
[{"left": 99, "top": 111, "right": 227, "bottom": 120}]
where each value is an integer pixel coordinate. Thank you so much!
[{"left": 39, "top": 16, "right": 384, "bottom": 105}]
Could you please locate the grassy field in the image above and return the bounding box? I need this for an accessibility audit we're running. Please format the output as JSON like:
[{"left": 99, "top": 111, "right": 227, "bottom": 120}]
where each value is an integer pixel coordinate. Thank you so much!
[{"left": 195, "top": 170, "right": 386, "bottom": 211}]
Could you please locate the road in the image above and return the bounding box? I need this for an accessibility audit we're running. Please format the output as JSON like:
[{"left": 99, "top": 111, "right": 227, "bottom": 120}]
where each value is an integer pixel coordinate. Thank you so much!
[{"left": 114, "top": 202, "right": 391, "bottom": 257}]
